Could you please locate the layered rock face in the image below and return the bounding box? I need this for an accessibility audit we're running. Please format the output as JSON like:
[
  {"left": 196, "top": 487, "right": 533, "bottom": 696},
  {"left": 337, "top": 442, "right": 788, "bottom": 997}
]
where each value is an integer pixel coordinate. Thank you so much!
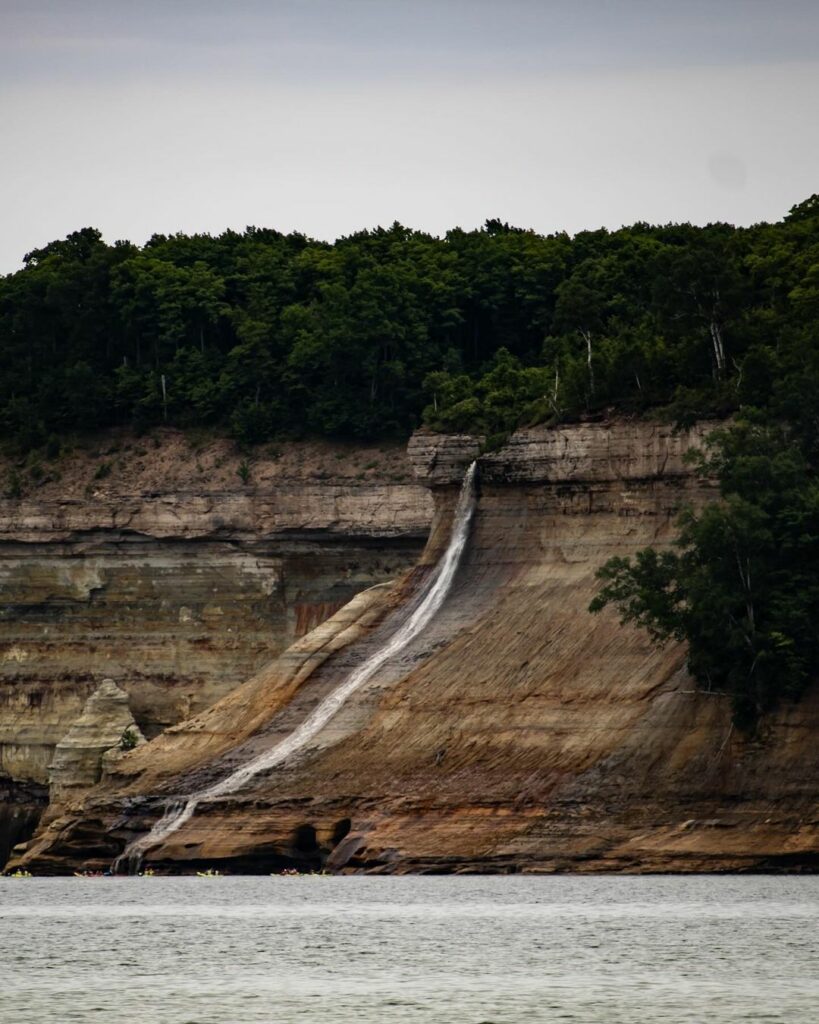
[
  {"left": 48, "top": 679, "right": 144, "bottom": 809},
  {"left": 0, "top": 432, "right": 431, "bottom": 863},
  {"left": 11, "top": 421, "right": 819, "bottom": 874},
  {"left": 0, "top": 777, "right": 46, "bottom": 870}
]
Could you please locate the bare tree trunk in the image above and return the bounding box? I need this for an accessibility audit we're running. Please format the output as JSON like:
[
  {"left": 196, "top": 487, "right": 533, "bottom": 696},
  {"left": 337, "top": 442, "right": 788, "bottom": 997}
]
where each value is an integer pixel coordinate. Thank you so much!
[
  {"left": 710, "top": 320, "right": 726, "bottom": 378},
  {"left": 581, "top": 329, "right": 594, "bottom": 396},
  {"left": 732, "top": 356, "right": 743, "bottom": 391},
  {"left": 736, "top": 552, "right": 755, "bottom": 633}
]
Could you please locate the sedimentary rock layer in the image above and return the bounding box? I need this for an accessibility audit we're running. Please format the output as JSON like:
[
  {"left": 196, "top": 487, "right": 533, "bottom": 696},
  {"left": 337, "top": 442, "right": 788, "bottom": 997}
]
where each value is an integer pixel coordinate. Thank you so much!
[
  {"left": 0, "top": 432, "right": 430, "bottom": 861},
  {"left": 48, "top": 678, "right": 144, "bottom": 810},
  {"left": 11, "top": 421, "right": 819, "bottom": 874},
  {"left": 0, "top": 777, "right": 46, "bottom": 869}
]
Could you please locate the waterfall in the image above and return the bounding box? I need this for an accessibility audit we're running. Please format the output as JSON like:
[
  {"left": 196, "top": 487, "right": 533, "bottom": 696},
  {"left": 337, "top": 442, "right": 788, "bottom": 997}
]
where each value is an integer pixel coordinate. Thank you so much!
[{"left": 114, "top": 461, "right": 477, "bottom": 873}]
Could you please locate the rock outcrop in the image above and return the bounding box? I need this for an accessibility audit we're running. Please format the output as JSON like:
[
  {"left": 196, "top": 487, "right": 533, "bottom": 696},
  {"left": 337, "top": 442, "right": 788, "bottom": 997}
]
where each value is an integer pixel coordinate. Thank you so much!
[
  {"left": 48, "top": 679, "right": 144, "bottom": 810},
  {"left": 405, "top": 431, "right": 483, "bottom": 487},
  {"left": 0, "top": 777, "right": 46, "bottom": 870},
  {"left": 9, "top": 420, "right": 819, "bottom": 874}
]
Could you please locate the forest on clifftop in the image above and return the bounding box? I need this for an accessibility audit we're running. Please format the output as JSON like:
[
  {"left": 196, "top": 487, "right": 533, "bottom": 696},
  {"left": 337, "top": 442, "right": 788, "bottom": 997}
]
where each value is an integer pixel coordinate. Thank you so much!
[
  {"left": 3, "top": 198, "right": 819, "bottom": 726},
  {"left": 1, "top": 194, "right": 818, "bottom": 452}
]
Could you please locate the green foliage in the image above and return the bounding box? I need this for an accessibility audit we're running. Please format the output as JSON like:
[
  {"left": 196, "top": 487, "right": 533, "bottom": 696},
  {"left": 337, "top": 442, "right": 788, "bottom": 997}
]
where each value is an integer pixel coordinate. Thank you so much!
[
  {"left": 0, "top": 200, "right": 817, "bottom": 448},
  {"left": 119, "top": 727, "right": 138, "bottom": 751},
  {"left": 424, "top": 349, "right": 554, "bottom": 436},
  {"left": 230, "top": 399, "right": 274, "bottom": 446},
  {"left": 590, "top": 420, "right": 819, "bottom": 729},
  {"left": 5, "top": 468, "right": 22, "bottom": 499},
  {"left": 3, "top": 200, "right": 818, "bottom": 729}
]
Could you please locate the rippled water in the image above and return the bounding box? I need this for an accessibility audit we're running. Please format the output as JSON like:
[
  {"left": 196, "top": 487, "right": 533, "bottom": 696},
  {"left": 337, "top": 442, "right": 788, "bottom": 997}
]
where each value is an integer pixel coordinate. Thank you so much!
[{"left": 1, "top": 876, "right": 817, "bottom": 1022}]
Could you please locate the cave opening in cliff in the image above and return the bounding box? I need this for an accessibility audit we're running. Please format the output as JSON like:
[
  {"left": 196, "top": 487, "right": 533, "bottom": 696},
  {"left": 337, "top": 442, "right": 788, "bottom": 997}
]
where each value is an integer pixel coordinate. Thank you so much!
[
  {"left": 290, "top": 823, "right": 323, "bottom": 873},
  {"left": 331, "top": 818, "right": 352, "bottom": 846},
  {"left": 292, "top": 824, "right": 319, "bottom": 853}
]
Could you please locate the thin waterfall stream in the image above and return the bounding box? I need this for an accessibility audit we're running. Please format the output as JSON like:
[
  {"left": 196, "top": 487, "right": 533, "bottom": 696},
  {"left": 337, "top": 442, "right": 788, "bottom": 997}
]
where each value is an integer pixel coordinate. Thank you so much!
[{"left": 114, "top": 461, "right": 478, "bottom": 873}]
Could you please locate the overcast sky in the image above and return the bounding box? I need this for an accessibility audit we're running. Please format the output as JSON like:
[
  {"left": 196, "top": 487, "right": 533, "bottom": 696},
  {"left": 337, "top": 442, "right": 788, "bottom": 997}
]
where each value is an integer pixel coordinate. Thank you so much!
[{"left": 1, "top": 0, "right": 817, "bottom": 272}]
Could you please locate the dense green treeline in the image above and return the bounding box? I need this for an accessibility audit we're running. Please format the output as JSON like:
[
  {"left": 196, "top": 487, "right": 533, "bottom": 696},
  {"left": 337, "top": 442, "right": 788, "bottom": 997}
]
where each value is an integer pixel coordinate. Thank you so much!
[{"left": 1, "top": 195, "right": 817, "bottom": 451}]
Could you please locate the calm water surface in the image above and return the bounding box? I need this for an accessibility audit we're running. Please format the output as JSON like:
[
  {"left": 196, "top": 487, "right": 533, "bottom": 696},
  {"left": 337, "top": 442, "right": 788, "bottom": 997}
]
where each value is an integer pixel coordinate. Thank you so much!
[{"left": 1, "top": 875, "right": 817, "bottom": 1023}]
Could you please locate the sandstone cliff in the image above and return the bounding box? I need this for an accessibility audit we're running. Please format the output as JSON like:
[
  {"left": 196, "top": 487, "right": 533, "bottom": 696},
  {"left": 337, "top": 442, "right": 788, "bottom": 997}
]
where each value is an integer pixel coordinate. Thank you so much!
[
  {"left": 9, "top": 421, "right": 819, "bottom": 874},
  {"left": 0, "top": 430, "right": 431, "bottom": 863},
  {"left": 48, "top": 678, "right": 144, "bottom": 810}
]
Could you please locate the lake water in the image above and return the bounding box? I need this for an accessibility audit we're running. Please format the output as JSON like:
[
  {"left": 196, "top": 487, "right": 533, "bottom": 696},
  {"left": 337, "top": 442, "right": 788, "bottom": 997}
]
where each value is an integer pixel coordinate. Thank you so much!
[{"left": 1, "top": 875, "right": 817, "bottom": 1023}]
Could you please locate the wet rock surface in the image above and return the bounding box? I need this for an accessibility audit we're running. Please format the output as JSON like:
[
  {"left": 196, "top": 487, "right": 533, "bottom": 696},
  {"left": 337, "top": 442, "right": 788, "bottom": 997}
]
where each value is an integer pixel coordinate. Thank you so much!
[
  {"left": 0, "top": 776, "right": 47, "bottom": 869},
  {"left": 0, "top": 433, "right": 430, "bottom": 866},
  {"left": 9, "top": 422, "right": 819, "bottom": 874}
]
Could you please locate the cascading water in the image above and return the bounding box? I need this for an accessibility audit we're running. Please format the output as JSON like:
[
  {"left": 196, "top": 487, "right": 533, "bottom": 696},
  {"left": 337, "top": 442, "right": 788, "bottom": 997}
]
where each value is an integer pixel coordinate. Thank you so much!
[{"left": 114, "top": 462, "right": 478, "bottom": 873}]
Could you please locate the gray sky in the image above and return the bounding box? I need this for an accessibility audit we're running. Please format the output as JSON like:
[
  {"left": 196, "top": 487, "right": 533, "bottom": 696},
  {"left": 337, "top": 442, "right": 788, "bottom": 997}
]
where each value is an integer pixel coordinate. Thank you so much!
[{"left": 1, "top": 0, "right": 817, "bottom": 272}]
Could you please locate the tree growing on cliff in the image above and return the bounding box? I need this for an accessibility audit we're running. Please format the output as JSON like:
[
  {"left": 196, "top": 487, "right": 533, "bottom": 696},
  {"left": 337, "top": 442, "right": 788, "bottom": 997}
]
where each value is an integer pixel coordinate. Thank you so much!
[{"left": 589, "top": 419, "right": 819, "bottom": 729}]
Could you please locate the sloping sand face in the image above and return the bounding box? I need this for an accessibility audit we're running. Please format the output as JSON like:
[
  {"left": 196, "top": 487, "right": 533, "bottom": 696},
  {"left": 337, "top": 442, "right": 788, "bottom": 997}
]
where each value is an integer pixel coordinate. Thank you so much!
[{"left": 13, "top": 423, "right": 819, "bottom": 875}]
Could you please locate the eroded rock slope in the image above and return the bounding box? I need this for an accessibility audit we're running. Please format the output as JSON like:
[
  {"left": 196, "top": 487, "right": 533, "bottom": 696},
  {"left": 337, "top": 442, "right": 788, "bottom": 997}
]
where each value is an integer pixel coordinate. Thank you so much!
[
  {"left": 11, "top": 422, "right": 819, "bottom": 874},
  {"left": 0, "top": 431, "right": 430, "bottom": 864}
]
